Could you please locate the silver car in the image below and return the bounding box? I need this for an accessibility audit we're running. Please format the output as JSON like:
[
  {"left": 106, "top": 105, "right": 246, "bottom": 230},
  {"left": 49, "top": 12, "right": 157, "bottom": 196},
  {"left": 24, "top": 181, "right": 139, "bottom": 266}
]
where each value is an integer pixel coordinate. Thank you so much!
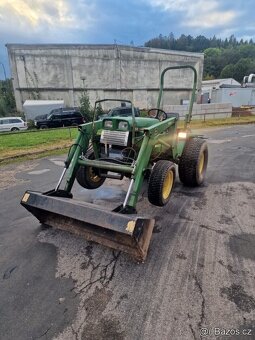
[{"left": 0, "top": 117, "right": 28, "bottom": 132}]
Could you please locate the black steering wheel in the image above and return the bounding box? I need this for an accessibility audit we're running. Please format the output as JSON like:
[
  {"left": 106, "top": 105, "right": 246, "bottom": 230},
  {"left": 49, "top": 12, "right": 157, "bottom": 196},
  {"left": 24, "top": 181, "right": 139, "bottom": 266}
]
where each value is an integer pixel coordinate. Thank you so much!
[{"left": 147, "top": 108, "right": 167, "bottom": 121}]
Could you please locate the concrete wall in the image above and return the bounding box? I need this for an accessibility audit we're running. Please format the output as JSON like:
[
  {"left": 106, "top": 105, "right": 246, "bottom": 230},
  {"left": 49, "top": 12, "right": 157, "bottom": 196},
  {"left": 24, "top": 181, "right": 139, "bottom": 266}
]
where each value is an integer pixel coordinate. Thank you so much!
[
  {"left": 164, "top": 103, "right": 232, "bottom": 120},
  {"left": 6, "top": 44, "right": 204, "bottom": 112}
]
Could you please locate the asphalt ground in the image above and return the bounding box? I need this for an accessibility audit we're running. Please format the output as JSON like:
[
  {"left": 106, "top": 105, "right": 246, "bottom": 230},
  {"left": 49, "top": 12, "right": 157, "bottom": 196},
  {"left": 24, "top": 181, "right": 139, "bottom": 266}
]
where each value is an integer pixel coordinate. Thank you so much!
[{"left": 0, "top": 124, "right": 255, "bottom": 340}]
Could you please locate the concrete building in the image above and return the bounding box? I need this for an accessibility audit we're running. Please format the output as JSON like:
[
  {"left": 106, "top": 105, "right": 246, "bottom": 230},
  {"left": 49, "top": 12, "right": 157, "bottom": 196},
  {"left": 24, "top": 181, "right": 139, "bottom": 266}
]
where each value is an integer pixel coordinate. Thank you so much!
[
  {"left": 211, "top": 87, "right": 255, "bottom": 107},
  {"left": 201, "top": 78, "right": 240, "bottom": 102},
  {"left": 202, "top": 78, "right": 240, "bottom": 90},
  {"left": 201, "top": 78, "right": 255, "bottom": 106},
  {"left": 6, "top": 44, "right": 204, "bottom": 112}
]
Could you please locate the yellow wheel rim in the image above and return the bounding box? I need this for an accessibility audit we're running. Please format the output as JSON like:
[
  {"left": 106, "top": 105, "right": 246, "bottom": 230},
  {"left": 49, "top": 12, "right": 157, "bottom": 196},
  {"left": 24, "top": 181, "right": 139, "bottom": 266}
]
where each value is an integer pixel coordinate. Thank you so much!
[
  {"left": 88, "top": 167, "right": 101, "bottom": 183},
  {"left": 162, "top": 170, "right": 174, "bottom": 200},
  {"left": 199, "top": 153, "right": 205, "bottom": 175}
]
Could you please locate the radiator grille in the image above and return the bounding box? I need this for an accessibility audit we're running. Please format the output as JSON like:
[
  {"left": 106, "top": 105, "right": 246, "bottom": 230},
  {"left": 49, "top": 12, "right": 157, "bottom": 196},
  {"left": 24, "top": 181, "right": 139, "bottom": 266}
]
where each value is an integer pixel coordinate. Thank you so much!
[{"left": 100, "top": 130, "right": 129, "bottom": 146}]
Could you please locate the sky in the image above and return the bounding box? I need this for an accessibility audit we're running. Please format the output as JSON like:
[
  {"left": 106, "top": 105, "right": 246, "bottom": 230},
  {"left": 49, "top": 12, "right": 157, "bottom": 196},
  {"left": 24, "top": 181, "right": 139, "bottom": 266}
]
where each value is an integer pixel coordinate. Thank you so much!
[{"left": 0, "top": 0, "right": 254, "bottom": 79}]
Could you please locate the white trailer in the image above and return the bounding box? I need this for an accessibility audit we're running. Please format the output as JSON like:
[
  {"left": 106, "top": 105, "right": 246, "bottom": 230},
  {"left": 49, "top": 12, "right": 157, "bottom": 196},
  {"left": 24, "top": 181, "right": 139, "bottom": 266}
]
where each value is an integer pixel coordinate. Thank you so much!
[{"left": 23, "top": 100, "right": 64, "bottom": 120}]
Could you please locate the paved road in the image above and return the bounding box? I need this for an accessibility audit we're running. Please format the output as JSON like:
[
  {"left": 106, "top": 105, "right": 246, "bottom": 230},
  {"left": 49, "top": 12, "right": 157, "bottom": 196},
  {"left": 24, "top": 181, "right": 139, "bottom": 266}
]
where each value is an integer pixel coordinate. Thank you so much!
[{"left": 0, "top": 124, "right": 255, "bottom": 340}]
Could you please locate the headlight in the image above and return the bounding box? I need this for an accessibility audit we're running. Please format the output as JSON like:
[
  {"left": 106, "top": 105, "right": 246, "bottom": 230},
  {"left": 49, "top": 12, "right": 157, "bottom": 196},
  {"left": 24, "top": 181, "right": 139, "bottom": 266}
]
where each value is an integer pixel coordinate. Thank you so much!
[
  {"left": 178, "top": 131, "right": 187, "bottom": 139},
  {"left": 34, "top": 121, "right": 37, "bottom": 126},
  {"left": 104, "top": 120, "right": 113, "bottom": 129},
  {"left": 118, "top": 121, "right": 128, "bottom": 130}
]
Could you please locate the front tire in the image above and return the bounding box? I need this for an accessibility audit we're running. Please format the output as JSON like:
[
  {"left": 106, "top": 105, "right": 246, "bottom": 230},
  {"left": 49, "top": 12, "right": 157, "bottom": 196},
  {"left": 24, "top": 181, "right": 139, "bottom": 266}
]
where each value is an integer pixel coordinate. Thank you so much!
[
  {"left": 178, "top": 138, "right": 208, "bottom": 186},
  {"left": 76, "top": 149, "right": 106, "bottom": 189},
  {"left": 11, "top": 127, "right": 19, "bottom": 131},
  {"left": 148, "top": 160, "right": 176, "bottom": 206}
]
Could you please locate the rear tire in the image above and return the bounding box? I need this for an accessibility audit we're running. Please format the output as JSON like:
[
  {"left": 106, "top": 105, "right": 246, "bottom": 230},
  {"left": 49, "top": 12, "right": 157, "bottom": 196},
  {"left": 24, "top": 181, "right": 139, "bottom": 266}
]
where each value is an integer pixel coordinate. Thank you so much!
[
  {"left": 178, "top": 138, "right": 208, "bottom": 186},
  {"left": 40, "top": 125, "right": 48, "bottom": 129},
  {"left": 148, "top": 160, "right": 176, "bottom": 206},
  {"left": 76, "top": 149, "right": 106, "bottom": 189}
]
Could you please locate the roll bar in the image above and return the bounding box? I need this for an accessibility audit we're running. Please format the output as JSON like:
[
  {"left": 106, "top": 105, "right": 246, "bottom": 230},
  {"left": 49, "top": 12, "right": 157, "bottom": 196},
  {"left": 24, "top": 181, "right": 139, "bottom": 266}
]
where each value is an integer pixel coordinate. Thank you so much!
[{"left": 156, "top": 65, "right": 198, "bottom": 128}]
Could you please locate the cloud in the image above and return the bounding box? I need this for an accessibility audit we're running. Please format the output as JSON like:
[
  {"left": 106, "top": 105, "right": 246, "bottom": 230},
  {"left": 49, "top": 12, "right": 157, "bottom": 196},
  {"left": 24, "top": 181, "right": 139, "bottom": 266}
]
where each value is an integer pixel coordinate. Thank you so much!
[
  {"left": 146, "top": 0, "right": 238, "bottom": 29},
  {"left": 0, "top": 0, "right": 96, "bottom": 41},
  {"left": 187, "top": 11, "right": 236, "bottom": 29}
]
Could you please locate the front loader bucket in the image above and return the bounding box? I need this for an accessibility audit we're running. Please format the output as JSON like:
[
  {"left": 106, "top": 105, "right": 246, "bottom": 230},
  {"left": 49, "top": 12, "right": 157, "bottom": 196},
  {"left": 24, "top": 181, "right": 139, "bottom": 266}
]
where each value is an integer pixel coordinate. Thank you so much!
[{"left": 21, "top": 191, "right": 155, "bottom": 261}]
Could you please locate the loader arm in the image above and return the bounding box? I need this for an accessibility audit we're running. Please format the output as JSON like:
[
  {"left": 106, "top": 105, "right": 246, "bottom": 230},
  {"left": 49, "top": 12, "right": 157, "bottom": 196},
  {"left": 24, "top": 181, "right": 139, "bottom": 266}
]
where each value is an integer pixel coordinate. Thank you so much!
[{"left": 64, "top": 120, "right": 102, "bottom": 193}]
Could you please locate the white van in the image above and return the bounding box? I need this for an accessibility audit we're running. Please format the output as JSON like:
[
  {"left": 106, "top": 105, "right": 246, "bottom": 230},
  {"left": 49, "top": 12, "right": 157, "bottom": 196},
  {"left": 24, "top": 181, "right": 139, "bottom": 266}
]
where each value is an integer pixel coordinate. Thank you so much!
[{"left": 0, "top": 117, "right": 28, "bottom": 132}]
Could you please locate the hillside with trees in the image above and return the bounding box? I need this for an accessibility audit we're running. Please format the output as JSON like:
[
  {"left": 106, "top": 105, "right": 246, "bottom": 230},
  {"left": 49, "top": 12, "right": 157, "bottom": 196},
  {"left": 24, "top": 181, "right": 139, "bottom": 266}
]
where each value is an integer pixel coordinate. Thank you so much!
[{"left": 144, "top": 34, "right": 255, "bottom": 82}]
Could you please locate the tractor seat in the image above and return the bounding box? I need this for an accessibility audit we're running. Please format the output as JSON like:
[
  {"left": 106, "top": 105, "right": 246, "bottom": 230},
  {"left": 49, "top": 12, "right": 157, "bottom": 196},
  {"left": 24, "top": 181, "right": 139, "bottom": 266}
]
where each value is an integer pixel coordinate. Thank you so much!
[{"left": 166, "top": 112, "right": 179, "bottom": 120}]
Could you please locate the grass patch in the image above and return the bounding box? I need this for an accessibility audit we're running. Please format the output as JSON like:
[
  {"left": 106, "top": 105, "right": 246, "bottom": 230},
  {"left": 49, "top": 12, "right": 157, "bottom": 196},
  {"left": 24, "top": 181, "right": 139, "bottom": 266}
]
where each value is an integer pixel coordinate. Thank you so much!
[
  {"left": 0, "top": 128, "right": 78, "bottom": 150},
  {"left": 0, "top": 128, "right": 78, "bottom": 160},
  {"left": 178, "top": 116, "right": 255, "bottom": 129}
]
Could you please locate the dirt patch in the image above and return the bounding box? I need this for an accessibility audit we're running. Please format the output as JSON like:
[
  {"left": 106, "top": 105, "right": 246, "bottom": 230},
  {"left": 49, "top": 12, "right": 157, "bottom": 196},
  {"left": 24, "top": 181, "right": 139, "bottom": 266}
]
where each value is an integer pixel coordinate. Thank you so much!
[
  {"left": 220, "top": 284, "right": 255, "bottom": 313},
  {"left": 0, "top": 162, "right": 38, "bottom": 190},
  {"left": 176, "top": 251, "right": 187, "bottom": 260},
  {"left": 0, "top": 141, "right": 72, "bottom": 163},
  {"left": 81, "top": 287, "right": 125, "bottom": 340},
  {"left": 82, "top": 315, "right": 125, "bottom": 340},
  {"left": 229, "top": 233, "right": 255, "bottom": 261}
]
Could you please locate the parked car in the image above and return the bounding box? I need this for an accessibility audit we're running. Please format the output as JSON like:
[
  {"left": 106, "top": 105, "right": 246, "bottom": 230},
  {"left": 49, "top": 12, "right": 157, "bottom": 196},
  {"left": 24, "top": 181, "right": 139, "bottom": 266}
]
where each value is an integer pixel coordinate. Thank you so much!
[
  {"left": 34, "top": 114, "right": 48, "bottom": 120},
  {"left": 34, "top": 109, "right": 85, "bottom": 129},
  {"left": 99, "top": 106, "right": 140, "bottom": 119},
  {"left": 49, "top": 107, "right": 79, "bottom": 115},
  {"left": 0, "top": 117, "right": 28, "bottom": 132}
]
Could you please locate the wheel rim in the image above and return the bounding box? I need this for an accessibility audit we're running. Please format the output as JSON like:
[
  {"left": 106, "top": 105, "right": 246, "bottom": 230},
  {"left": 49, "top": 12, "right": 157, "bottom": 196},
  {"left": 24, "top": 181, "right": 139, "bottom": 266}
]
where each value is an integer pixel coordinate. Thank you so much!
[
  {"left": 88, "top": 167, "right": 101, "bottom": 183},
  {"left": 198, "top": 152, "right": 205, "bottom": 175},
  {"left": 162, "top": 170, "right": 173, "bottom": 200}
]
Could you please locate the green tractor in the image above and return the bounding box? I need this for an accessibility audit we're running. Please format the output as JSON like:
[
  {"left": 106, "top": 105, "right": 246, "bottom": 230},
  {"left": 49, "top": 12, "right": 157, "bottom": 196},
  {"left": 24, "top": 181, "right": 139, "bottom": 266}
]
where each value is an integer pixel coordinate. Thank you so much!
[{"left": 21, "top": 65, "right": 208, "bottom": 261}]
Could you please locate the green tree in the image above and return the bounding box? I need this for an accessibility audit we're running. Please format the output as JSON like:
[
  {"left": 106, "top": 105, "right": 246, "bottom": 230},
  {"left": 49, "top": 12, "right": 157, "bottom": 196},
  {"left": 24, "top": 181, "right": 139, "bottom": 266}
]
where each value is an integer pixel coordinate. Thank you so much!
[
  {"left": 204, "top": 47, "right": 222, "bottom": 58},
  {"left": 222, "top": 48, "right": 241, "bottom": 65},
  {"left": 79, "top": 90, "right": 93, "bottom": 122},
  {"left": 193, "top": 35, "right": 210, "bottom": 52},
  {"left": 220, "top": 64, "right": 235, "bottom": 78},
  {"left": 96, "top": 102, "right": 104, "bottom": 118},
  {"left": 238, "top": 44, "right": 255, "bottom": 58},
  {"left": 0, "top": 79, "right": 16, "bottom": 117},
  {"left": 233, "top": 58, "right": 255, "bottom": 82},
  {"left": 204, "top": 48, "right": 223, "bottom": 78},
  {"left": 203, "top": 74, "right": 215, "bottom": 80},
  {"left": 144, "top": 33, "right": 255, "bottom": 80},
  {"left": 175, "top": 34, "right": 190, "bottom": 51}
]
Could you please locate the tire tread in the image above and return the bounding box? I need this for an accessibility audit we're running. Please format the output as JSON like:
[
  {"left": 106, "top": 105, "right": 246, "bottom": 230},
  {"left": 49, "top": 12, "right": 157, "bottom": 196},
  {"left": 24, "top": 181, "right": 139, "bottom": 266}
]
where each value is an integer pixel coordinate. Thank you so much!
[
  {"left": 148, "top": 160, "right": 175, "bottom": 206},
  {"left": 178, "top": 138, "right": 207, "bottom": 186}
]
